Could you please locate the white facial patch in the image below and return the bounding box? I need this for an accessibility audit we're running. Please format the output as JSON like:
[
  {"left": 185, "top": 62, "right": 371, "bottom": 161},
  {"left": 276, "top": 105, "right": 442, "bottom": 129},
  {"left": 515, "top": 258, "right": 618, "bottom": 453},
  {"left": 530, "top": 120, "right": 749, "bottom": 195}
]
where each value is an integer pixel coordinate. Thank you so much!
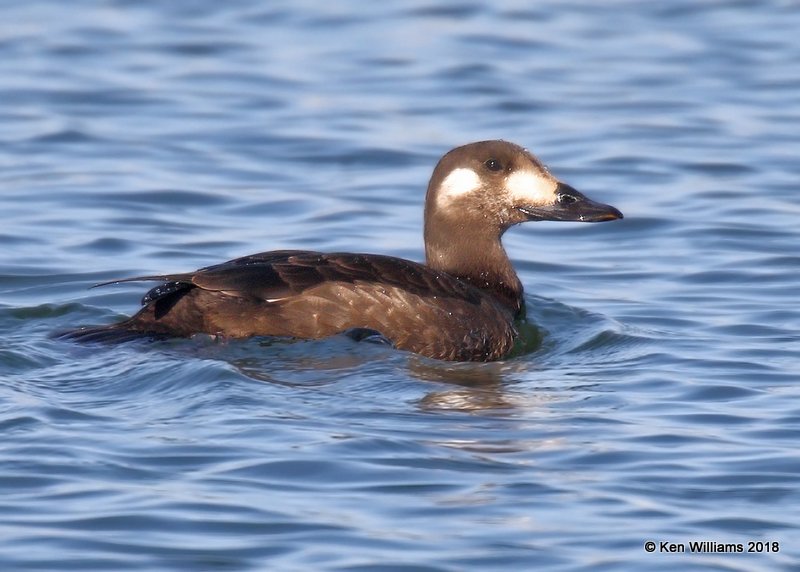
[
  {"left": 437, "top": 167, "right": 482, "bottom": 207},
  {"left": 505, "top": 169, "right": 558, "bottom": 206}
]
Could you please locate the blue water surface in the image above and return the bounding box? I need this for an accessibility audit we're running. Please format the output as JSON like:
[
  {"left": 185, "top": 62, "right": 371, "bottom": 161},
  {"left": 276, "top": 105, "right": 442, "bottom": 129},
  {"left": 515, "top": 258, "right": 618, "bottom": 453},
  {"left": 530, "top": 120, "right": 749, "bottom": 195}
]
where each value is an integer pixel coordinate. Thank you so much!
[{"left": 1, "top": 1, "right": 799, "bottom": 571}]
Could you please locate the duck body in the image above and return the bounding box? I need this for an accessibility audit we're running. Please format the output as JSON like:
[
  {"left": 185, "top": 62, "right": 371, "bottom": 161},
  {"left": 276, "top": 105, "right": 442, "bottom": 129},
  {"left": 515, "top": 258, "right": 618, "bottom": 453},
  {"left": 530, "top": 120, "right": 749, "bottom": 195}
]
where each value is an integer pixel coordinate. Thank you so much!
[
  {"left": 66, "top": 140, "right": 622, "bottom": 362},
  {"left": 104, "top": 250, "right": 517, "bottom": 361}
]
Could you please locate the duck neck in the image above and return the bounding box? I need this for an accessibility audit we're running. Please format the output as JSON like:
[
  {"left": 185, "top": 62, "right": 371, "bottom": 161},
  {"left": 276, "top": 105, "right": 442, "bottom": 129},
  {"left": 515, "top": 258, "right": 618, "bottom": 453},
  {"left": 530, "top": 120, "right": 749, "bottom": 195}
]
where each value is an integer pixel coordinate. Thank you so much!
[{"left": 424, "top": 222, "right": 524, "bottom": 316}]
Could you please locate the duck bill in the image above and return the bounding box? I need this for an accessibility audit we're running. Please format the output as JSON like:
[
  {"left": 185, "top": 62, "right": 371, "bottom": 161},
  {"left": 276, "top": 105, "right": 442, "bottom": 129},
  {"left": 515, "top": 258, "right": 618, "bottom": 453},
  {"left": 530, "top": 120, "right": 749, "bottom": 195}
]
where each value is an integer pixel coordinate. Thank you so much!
[{"left": 519, "top": 183, "right": 623, "bottom": 223}]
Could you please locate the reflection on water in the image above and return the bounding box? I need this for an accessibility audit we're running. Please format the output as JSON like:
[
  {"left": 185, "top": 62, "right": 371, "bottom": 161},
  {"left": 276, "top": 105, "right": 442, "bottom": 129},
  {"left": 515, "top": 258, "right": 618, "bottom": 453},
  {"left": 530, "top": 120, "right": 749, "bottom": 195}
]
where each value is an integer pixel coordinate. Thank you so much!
[{"left": 182, "top": 317, "right": 555, "bottom": 413}]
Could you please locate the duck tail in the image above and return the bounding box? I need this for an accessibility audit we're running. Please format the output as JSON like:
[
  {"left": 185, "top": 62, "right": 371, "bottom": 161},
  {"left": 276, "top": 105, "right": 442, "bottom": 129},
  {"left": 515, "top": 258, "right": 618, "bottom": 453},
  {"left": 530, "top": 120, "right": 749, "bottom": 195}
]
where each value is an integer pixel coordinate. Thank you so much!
[{"left": 53, "top": 324, "right": 155, "bottom": 344}]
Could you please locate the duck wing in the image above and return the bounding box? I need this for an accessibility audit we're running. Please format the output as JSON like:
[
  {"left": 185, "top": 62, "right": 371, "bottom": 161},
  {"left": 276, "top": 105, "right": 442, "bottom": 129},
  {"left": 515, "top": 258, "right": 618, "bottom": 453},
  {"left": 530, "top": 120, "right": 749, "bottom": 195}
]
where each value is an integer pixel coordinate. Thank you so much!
[{"left": 98, "top": 250, "right": 483, "bottom": 307}]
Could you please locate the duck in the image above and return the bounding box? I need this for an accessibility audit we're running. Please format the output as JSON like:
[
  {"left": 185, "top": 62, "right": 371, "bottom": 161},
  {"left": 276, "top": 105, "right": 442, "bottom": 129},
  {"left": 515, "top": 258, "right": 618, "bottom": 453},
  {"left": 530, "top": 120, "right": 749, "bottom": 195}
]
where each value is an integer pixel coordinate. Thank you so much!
[{"left": 65, "top": 140, "right": 622, "bottom": 361}]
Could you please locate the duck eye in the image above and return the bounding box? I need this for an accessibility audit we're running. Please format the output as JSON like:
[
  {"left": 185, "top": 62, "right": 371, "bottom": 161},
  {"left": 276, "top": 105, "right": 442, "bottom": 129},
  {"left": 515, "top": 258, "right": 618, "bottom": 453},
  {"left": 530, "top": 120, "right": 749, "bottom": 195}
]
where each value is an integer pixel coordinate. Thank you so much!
[
  {"left": 484, "top": 158, "right": 503, "bottom": 172},
  {"left": 558, "top": 193, "right": 578, "bottom": 205}
]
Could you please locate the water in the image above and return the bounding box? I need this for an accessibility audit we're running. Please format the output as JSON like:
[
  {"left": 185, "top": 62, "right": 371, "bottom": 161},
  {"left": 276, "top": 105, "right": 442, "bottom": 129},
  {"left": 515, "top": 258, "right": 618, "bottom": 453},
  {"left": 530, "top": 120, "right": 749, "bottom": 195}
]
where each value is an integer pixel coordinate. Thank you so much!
[{"left": 1, "top": 1, "right": 799, "bottom": 570}]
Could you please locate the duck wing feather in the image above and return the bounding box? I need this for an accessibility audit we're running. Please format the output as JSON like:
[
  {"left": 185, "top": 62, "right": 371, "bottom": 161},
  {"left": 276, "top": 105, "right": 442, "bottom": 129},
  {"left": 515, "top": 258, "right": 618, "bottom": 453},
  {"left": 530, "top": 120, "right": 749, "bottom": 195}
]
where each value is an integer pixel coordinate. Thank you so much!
[{"left": 98, "top": 250, "right": 483, "bottom": 307}]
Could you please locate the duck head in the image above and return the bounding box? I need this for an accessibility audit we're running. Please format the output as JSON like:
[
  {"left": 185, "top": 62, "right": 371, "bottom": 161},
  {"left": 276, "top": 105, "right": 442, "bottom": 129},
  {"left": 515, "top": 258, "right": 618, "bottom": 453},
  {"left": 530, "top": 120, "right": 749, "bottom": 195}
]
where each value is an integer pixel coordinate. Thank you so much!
[
  {"left": 423, "top": 140, "right": 623, "bottom": 312},
  {"left": 425, "top": 139, "right": 622, "bottom": 233}
]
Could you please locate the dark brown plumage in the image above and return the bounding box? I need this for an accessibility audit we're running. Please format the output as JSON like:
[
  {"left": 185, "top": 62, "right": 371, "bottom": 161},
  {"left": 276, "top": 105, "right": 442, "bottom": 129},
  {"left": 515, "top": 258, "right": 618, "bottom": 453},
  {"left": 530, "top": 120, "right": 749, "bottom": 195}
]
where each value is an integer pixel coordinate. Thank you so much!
[{"left": 64, "top": 140, "right": 622, "bottom": 361}]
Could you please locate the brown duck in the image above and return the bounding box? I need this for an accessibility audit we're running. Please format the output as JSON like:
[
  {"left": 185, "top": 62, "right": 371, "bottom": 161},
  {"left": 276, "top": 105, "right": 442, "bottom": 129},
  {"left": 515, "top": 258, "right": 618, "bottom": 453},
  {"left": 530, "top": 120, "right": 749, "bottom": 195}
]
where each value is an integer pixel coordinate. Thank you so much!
[{"left": 66, "top": 140, "right": 622, "bottom": 361}]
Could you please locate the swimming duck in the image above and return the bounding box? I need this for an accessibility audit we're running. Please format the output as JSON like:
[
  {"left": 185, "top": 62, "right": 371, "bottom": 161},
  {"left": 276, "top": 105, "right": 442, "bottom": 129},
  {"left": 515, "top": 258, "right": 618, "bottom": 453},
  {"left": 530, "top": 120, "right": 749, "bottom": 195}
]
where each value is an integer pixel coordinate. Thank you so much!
[{"left": 67, "top": 140, "right": 622, "bottom": 361}]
